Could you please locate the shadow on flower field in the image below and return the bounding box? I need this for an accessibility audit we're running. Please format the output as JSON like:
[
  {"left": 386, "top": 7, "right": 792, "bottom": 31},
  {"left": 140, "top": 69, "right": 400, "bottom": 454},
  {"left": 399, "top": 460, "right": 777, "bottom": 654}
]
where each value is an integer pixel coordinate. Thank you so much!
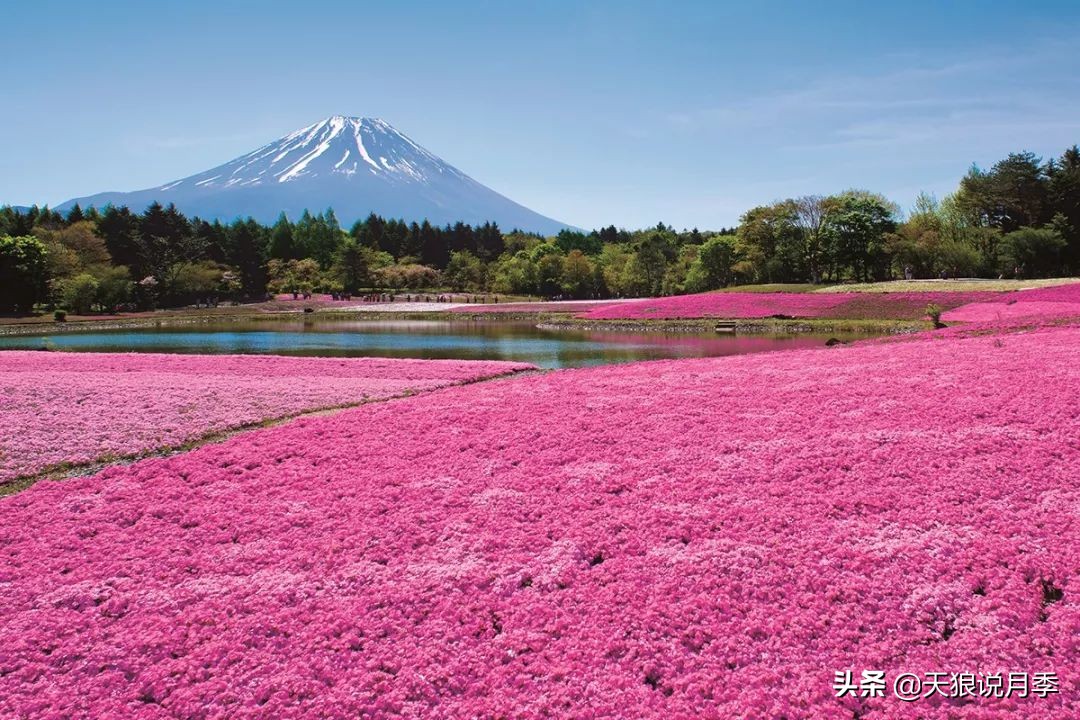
[{"left": 0, "top": 318, "right": 1077, "bottom": 718}]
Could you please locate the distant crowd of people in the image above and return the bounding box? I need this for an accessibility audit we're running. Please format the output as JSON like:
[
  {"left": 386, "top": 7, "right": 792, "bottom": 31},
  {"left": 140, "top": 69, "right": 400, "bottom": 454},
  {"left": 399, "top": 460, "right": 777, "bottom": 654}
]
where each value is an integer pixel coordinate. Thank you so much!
[{"left": 902, "top": 264, "right": 1030, "bottom": 281}]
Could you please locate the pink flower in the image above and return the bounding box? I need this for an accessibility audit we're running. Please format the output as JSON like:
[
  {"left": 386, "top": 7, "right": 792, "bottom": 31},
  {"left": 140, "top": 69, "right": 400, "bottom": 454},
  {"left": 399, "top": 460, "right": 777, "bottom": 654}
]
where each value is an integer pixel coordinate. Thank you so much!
[
  {"left": 577, "top": 291, "right": 1005, "bottom": 321},
  {"left": 944, "top": 284, "right": 1080, "bottom": 323},
  {"left": 1, "top": 327, "right": 1077, "bottom": 717},
  {"left": 0, "top": 353, "right": 532, "bottom": 483}
]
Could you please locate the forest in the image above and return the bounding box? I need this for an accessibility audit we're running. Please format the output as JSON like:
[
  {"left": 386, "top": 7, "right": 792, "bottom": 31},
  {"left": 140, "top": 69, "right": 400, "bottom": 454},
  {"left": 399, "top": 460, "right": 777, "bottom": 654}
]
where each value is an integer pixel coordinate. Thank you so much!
[{"left": 2, "top": 146, "right": 1078, "bottom": 313}]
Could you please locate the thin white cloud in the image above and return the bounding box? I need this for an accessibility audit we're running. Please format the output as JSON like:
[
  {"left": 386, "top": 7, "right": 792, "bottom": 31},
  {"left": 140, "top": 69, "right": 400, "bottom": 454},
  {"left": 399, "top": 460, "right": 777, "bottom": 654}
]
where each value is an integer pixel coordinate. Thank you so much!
[{"left": 665, "top": 37, "right": 1080, "bottom": 149}]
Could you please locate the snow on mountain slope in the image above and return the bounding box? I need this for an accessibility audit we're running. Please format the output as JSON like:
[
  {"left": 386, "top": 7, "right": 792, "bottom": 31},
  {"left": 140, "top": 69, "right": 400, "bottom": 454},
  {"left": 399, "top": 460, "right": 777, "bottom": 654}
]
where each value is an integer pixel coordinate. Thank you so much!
[
  {"left": 179, "top": 117, "right": 470, "bottom": 190},
  {"left": 58, "top": 117, "right": 572, "bottom": 233}
]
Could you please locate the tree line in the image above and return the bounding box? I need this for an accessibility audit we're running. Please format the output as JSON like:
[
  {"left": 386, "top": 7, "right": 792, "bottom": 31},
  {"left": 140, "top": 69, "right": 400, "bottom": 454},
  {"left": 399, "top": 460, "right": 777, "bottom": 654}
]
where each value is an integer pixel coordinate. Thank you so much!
[{"left": 2, "top": 144, "right": 1078, "bottom": 314}]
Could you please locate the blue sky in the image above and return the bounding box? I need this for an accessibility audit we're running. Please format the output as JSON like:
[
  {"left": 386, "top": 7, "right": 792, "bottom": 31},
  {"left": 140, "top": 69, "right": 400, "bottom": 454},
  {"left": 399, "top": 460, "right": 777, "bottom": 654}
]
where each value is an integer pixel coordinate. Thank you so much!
[{"left": 3, "top": 0, "right": 1079, "bottom": 229}]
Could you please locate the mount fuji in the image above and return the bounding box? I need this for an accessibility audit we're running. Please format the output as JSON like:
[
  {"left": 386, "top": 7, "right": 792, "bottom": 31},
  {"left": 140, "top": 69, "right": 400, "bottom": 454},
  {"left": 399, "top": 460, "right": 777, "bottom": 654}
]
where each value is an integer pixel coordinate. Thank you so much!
[{"left": 58, "top": 116, "right": 572, "bottom": 234}]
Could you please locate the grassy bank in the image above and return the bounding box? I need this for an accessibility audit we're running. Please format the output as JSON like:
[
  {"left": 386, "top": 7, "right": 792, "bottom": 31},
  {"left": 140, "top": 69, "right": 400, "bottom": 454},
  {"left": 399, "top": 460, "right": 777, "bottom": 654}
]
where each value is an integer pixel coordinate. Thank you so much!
[{"left": 812, "top": 277, "right": 1080, "bottom": 293}]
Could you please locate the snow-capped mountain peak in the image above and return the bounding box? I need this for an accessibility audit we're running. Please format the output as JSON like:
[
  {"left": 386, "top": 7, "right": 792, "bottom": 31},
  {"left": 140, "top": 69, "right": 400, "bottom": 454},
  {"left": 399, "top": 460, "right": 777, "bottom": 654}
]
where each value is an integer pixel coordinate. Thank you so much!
[
  {"left": 58, "top": 116, "right": 571, "bottom": 233},
  {"left": 169, "top": 116, "right": 467, "bottom": 192}
]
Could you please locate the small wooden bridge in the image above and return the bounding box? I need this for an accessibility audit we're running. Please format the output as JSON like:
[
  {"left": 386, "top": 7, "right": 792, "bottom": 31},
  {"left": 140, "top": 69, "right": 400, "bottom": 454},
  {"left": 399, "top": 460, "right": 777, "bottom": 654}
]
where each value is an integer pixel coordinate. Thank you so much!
[{"left": 714, "top": 320, "right": 738, "bottom": 333}]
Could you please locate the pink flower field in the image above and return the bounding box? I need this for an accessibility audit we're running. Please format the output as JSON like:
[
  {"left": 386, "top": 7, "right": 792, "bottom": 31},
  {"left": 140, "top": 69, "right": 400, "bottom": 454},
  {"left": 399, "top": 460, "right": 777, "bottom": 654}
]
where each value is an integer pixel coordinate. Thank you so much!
[
  {"left": 577, "top": 290, "right": 1002, "bottom": 321},
  {"left": 1, "top": 328, "right": 1076, "bottom": 718},
  {"left": 448, "top": 300, "right": 624, "bottom": 314},
  {"left": 0, "top": 352, "right": 532, "bottom": 483},
  {"left": 941, "top": 301, "right": 1080, "bottom": 323},
  {"left": 944, "top": 283, "right": 1080, "bottom": 323},
  {"left": 1012, "top": 282, "right": 1080, "bottom": 302}
]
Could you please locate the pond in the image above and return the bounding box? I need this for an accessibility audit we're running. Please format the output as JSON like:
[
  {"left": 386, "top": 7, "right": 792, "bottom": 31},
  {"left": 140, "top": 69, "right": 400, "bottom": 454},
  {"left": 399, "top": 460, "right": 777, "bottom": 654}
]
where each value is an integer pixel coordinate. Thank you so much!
[{"left": 0, "top": 319, "right": 868, "bottom": 369}]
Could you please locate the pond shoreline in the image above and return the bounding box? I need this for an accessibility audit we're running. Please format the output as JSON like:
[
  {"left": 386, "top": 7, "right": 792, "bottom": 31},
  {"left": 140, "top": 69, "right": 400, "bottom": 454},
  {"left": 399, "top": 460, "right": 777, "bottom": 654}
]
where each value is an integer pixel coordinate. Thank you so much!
[
  {"left": 0, "top": 312, "right": 896, "bottom": 368},
  {"left": 0, "top": 310, "right": 927, "bottom": 339},
  {"left": 0, "top": 311, "right": 303, "bottom": 336}
]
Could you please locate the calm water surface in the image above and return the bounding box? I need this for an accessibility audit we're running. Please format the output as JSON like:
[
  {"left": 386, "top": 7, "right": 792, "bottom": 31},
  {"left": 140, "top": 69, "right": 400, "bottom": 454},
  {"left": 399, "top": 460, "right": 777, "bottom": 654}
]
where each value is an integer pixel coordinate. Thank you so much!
[{"left": 0, "top": 319, "right": 868, "bottom": 369}]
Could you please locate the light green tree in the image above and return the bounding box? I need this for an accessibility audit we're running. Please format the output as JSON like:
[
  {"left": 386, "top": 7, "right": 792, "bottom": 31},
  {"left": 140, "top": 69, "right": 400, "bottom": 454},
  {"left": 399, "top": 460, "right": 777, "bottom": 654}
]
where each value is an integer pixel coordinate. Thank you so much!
[
  {"left": 60, "top": 273, "right": 100, "bottom": 314},
  {"left": 444, "top": 250, "right": 487, "bottom": 291},
  {"left": 686, "top": 235, "right": 739, "bottom": 291},
  {"left": 561, "top": 250, "right": 594, "bottom": 298}
]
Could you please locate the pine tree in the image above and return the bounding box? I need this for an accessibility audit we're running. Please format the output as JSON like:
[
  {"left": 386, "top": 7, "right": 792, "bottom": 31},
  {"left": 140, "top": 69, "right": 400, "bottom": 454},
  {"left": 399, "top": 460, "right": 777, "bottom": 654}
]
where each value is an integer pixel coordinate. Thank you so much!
[
  {"left": 403, "top": 221, "right": 422, "bottom": 259},
  {"left": 228, "top": 219, "right": 268, "bottom": 296},
  {"left": 269, "top": 213, "right": 297, "bottom": 259},
  {"left": 98, "top": 205, "right": 141, "bottom": 271},
  {"left": 475, "top": 222, "right": 505, "bottom": 260},
  {"left": 1048, "top": 145, "right": 1080, "bottom": 270},
  {"left": 419, "top": 220, "right": 446, "bottom": 267},
  {"left": 140, "top": 202, "right": 171, "bottom": 242},
  {"left": 357, "top": 212, "right": 385, "bottom": 251}
]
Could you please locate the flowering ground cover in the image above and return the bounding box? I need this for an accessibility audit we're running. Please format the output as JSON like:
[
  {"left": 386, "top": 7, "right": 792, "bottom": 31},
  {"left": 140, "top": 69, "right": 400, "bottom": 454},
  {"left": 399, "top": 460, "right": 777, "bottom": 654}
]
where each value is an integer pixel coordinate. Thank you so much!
[
  {"left": 1, "top": 327, "right": 1076, "bottom": 717},
  {"left": 1012, "top": 282, "right": 1080, "bottom": 302},
  {"left": 449, "top": 300, "right": 625, "bottom": 314},
  {"left": 942, "top": 282, "right": 1080, "bottom": 323},
  {"left": 0, "top": 352, "right": 532, "bottom": 483},
  {"left": 577, "top": 290, "right": 999, "bottom": 321},
  {"left": 577, "top": 291, "right": 848, "bottom": 320},
  {"left": 942, "top": 301, "right": 1080, "bottom": 323}
]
